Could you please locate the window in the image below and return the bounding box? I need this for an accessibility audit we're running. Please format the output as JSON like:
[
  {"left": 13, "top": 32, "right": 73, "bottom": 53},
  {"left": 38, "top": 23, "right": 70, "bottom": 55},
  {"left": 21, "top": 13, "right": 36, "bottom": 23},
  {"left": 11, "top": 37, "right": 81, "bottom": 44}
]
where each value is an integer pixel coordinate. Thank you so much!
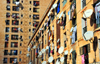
[
  {"left": 5, "top": 27, "right": 10, "bottom": 32},
  {"left": 10, "top": 50, "right": 17, "bottom": 55},
  {"left": 6, "top": 5, "right": 10, "bottom": 11},
  {"left": 70, "top": 26, "right": 77, "bottom": 44},
  {"left": 62, "top": 0, "right": 67, "bottom": 7},
  {"left": 21, "top": 0, "right": 23, "bottom": 3},
  {"left": 64, "top": 55, "right": 67, "bottom": 64},
  {"left": 4, "top": 50, "right": 8, "bottom": 55},
  {"left": 12, "top": 6, "right": 19, "bottom": 11},
  {"left": 5, "top": 34, "right": 9, "bottom": 42},
  {"left": 3, "top": 58, "right": 7, "bottom": 63},
  {"left": 33, "top": 28, "right": 36, "bottom": 33},
  {"left": 80, "top": 44, "right": 90, "bottom": 64},
  {"left": 33, "top": 22, "right": 39, "bottom": 27},
  {"left": 12, "top": 13, "right": 19, "bottom": 19},
  {"left": 29, "top": 29, "right": 31, "bottom": 32},
  {"left": 20, "top": 43, "right": 22, "bottom": 46},
  {"left": 33, "top": 15, "right": 39, "bottom": 19},
  {"left": 63, "top": 32, "right": 67, "bottom": 47},
  {"left": 7, "top": 0, "right": 10, "bottom": 4},
  {"left": 6, "top": 13, "right": 10, "bottom": 18},
  {"left": 72, "top": 50, "right": 76, "bottom": 64},
  {"left": 29, "top": 8, "right": 31, "bottom": 11},
  {"left": 29, "top": 15, "right": 31, "bottom": 18},
  {"left": 20, "top": 51, "right": 22, "bottom": 54},
  {"left": 21, "top": 21, "right": 23, "bottom": 24},
  {"left": 29, "top": 36, "right": 31, "bottom": 39},
  {"left": 11, "top": 35, "right": 18, "bottom": 40},
  {"left": 82, "top": 18, "right": 87, "bottom": 35},
  {"left": 5, "top": 20, "right": 10, "bottom": 25},
  {"left": 19, "top": 58, "right": 21, "bottom": 62},
  {"left": 81, "top": 0, "right": 86, "bottom": 9},
  {"left": 30, "top": 1, "right": 31, "bottom": 4},
  {"left": 11, "top": 42, "right": 18, "bottom": 47},
  {"left": 12, "top": 27, "right": 18, "bottom": 32},
  {"left": 56, "top": 0, "right": 60, "bottom": 14},
  {"left": 29, "top": 22, "right": 31, "bottom": 25},
  {"left": 12, "top": 20, "right": 19, "bottom": 25},
  {"left": 10, "top": 58, "right": 17, "bottom": 63},
  {"left": 21, "top": 14, "right": 23, "bottom": 17},
  {"left": 13, "top": 0, "right": 19, "bottom": 4},
  {"left": 5, "top": 42, "right": 8, "bottom": 48},
  {"left": 33, "top": 1, "right": 39, "bottom": 6},
  {"left": 33, "top": 8, "right": 39, "bottom": 12}
]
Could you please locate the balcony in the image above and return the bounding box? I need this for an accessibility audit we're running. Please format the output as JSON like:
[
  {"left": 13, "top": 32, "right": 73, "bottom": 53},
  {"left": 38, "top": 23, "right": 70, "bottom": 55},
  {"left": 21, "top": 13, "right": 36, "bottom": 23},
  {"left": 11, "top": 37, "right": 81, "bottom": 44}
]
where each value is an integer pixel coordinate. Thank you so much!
[
  {"left": 11, "top": 35, "right": 18, "bottom": 40},
  {"left": 12, "top": 20, "right": 19, "bottom": 25},
  {"left": 33, "top": 1, "right": 39, "bottom": 6},
  {"left": 12, "top": 13, "right": 20, "bottom": 19},
  {"left": 6, "top": 5, "right": 10, "bottom": 11},
  {"left": 33, "top": 15, "right": 39, "bottom": 20},
  {"left": 33, "top": 8, "right": 39, "bottom": 13},
  {"left": 12, "top": 6, "right": 19, "bottom": 11},
  {"left": 12, "top": 27, "right": 18, "bottom": 32},
  {"left": 11, "top": 42, "right": 18, "bottom": 48},
  {"left": 9, "top": 50, "right": 17, "bottom": 55}
]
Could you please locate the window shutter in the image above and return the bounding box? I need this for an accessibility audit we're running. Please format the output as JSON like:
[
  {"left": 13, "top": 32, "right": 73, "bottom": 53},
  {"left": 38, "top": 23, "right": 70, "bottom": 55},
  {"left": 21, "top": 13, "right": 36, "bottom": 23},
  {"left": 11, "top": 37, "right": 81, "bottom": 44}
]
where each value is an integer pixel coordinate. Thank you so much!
[
  {"left": 80, "top": 47, "right": 83, "bottom": 55},
  {"left": 81, "top": 0, "right": 83, "bottom": 9},
  {"left": 87, "top": 44, "right": 90, "bottom": 53},
  {"left": 56, "top": 20, "right": 60, "bottom": 41}
]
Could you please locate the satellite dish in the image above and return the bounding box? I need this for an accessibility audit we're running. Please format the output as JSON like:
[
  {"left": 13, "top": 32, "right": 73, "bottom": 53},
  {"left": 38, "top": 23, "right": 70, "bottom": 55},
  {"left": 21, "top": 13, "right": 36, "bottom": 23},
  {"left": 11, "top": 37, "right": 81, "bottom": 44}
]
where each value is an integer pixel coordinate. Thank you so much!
[
  {"left": 64, "top": 50, "right": 68, "bottom": 55},
  {"left": 83, "top": 9, "right": 93, "bottom": 18},
  {"left": 42, "top": 61, "right": 46, "bottom": 64},
  {"left": 70, "top": 48, "right": 73, "bottom": 53},
  {"left": 58, "top": 46, "right": 64, "bottom": 54},
  {"left": 48, "top": 12, "right": 51, "bottom": 16},
  {"left": 60, "top": 57, "right": 64, "bottom": 62},
  {"left": 53, "top": 4, "right": 57, "bottom": 8},
  {"left": 57, "top": 39, "right": 60, "bottom": 42},
  {"left": 33, "top": 46, "right": 36, "bottom": 49},
  {"left": 48, "top": 56, "right": 53, "bottom": 63},
  {"left": 59, "top": 11, "right": 63, "bottom": 18},
  {"left": 46, "top": 46, "right": 49, "bottom": 50},
  {"left": 56, "top": 60, "right": 60, "bottom": 64},
  {"left": 41, "top": 49, "right": 46, "bottom": 53},
  {"left": 83, "top": 31, "right": 94, "bottom": 41},
  {"left": 26, "top": 53, "right": 30, "bottom": 57}
]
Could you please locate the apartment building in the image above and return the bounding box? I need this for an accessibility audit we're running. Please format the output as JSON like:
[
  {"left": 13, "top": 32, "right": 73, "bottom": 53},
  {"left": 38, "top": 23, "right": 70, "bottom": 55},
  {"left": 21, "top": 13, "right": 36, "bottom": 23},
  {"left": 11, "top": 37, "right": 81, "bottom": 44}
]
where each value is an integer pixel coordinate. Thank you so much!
[
  {"left": 28, "top": 0, "right": 100, "bottom": 64},
  {"left": 0, "top": 0, "right": 52, "bottom": 64}
]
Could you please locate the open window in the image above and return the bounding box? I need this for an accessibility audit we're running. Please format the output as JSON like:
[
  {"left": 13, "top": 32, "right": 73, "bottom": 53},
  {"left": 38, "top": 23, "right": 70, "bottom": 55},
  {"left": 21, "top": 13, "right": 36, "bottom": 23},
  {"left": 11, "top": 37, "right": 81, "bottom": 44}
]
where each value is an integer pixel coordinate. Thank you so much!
[
  {"left": 33, "top": 15, "right": 39, "bottom": 19},
  {"left": 11, "top": 42, "right": 18, "bottom": 47},
  {"left": 72, "top": 50, "right": 76, "bottom": 64},
  {"left": 12, "top": 27, "right": 18, "bottom": 32},
  {"left": 33, "top": 1, "right": 39, "bottom": 6},
  {"left": 63, "top": 32, "right": 67, "bottom": 47},
  {"left": 10, "top": 58, "right": 17, "bottom": 63},
  {"left": 33, "top": 8, "right": 39, "bottom": 12},
  {"left": 64, "top": 55, "right": 67, "bottom": 64},
  {"left": 6, "top": 13, "right": 10, "bottom": 18},
  {"left": 12, "top": 13, "right": 19, "bottom": 19},
  {"left": 5, "top": 42, "right": 8, "bottom": 48},
  {"left": 5, "top": 20, "right": 10, "bottom": 25},
  {"left": 5, "top": 27, "right": 10, "bottom": 32},
  {"left": 10, "top": 50, "right": 17, "bottom": 55},
  {"left": 33, "top": 28, "right": 36, "bottom": 33},
  {"left": 5, "top": 34, "right": 9, "bottom": 42},
  {"left": 82, "top": 18, "right": 87, "bottom": 35},
  {"left": 33, "top": 22, "right": 39, "bottom": 27},
  {"left": 11, "top": 35, "right": 18, "bottom": 40},
  {"left": 12, "top": 6, "right": 19, "bottom": 11},
  {"left": 6, "top": 5, "right": 10, "bottom": 11},
  {"left": 7, "top": 0, "right": 10, "bottom": 4},
  {"left": 80, "top": 44, "right": 90, "bottom": 64},
  {"left": 3, "top": 58, "right": 7, "bottom": 63},
  {"left": 81, "top": 0, "right": 86, "bottom": 9},
  {"left": 4, "top": 50, "right": 8, "bottom": 55},
  {"left": 12, "top": 20, "right": 19, "bottom": 25}
]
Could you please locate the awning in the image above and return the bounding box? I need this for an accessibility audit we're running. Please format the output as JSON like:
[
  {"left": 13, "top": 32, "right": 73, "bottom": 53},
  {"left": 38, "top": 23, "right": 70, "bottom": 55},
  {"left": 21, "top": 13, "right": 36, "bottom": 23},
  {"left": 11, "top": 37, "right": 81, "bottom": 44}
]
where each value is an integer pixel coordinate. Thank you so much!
[
  {"left": 58, "top": 46, "right": 64, "bottom": 54},
  {"left": 64, "top": 50, "right": 68, "bottom": 55},
  {"left": 48, "top": 56, "right": 53, "bottom": 63}
]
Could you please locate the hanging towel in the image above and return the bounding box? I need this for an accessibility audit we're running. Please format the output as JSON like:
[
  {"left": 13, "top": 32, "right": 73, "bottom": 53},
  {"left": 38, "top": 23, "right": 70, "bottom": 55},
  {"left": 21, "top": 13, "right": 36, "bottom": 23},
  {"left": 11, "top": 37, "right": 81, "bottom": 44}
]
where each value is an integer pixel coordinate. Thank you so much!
[{"left": 81, "top": 54, "right": 85, "bottom": 64}]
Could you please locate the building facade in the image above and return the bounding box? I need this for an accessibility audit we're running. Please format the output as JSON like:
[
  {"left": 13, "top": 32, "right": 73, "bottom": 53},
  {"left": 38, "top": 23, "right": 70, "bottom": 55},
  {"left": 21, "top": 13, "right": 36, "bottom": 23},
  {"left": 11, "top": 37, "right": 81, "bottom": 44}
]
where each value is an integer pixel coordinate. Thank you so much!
[
  {"left": 0, "top": 0, "right": 52, "bottom": 64},
  {"left": 28, "top": 0, "right": 100, "bottom": 64}
]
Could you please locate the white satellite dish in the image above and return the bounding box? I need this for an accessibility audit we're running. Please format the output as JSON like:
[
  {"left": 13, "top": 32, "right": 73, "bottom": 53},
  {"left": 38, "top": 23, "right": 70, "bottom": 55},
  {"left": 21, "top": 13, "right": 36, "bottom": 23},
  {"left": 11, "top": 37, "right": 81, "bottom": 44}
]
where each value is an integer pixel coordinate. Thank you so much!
[
  {"left": 56, "top": 60, "right": 60, "bottom": 64},
  {"left": 39, "top": 52, "right": 42, "bottom": 56},
  {"left": 83, "top": 9, "right": 93, "bottom": 18},
  {"left": 64, "top": 50, "right": 68, "bottom": 55},
  {"left": 46, "top": 46, "right": 49, "bottom": 50},
  {"left": 41, "top": 49, "right": 46, "bottom": 53},
  {"left": 83, "top": 31, "right": 94, "bottom": 41},
  {"left": 42, "top": 61, "right": 46, "bottom": 64},
  {"left": 53, "top": 4, "right": 57, "bottom": 8},
  {"left": 58, "top": 46, "right": 64, "bottom": 54},
  {"left": 33, "top": 46, "right": 36, "bottom": 49},
  {"left": 57, "top": 20, "right": 60, "bottom": 24},
  {"left": 48, "top": 12, "right": 51, "bottom": 16},
  {"left": 26, "top": 53, "right": 30, "bottom": 57},
  {"left": 60, "top": 57, "right": 64, "bottom": 62},
  {"left": 57, "top": 39, "right": 60, "bottom": 42},
  {"left": 48, "top": 56, "right": 53, "bottom": 63},
  {"left": 70, "top": 48, "right": 73, "bottom": 53},
  {"left": 59, "top": 11, "right": 63, "bottom": 18}
]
